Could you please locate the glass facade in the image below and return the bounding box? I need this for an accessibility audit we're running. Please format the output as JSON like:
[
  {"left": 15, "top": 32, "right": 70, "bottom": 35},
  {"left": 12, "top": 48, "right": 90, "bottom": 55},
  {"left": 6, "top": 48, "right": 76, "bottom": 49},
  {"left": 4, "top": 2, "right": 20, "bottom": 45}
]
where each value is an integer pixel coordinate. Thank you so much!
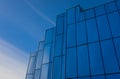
[{"left": 25, "top": 0, "right": 120, "bottom": 79}]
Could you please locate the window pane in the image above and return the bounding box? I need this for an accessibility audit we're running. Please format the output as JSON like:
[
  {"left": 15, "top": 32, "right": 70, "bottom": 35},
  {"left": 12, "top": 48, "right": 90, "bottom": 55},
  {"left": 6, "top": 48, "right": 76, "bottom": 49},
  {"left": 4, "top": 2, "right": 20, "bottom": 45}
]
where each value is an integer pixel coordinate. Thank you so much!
[
  {"left": 61, "top": 56, "right": 65, "bottom": 79},
  {"left": 34, "top": 70, "right": 41, "bottom": 79},
  {"left": 92, "top": 76, "right": 105, "bottom": 79},
  {"left": 85, "top": 9, "right": 95, "bottom": 19},
  {"left": 67, "top": 24, "right": 76, "bottom": 47},
  {"left": 89, "top": 43, "right": 104, "bottom": 75},
  {"left": 55, "top": 35, "right": 63, "bottom": 56},
  {"left": 43, "top": 44, "right": 51, "bottom": 64},
  {"left": 48, "top": 63, "right": 52, "bottom": 79},
  {"left": 76, "top": 7, "right": 84, "bottom": 22},
  {"left": 28, "top": 57, "right": 36, "bottom": 74},
  {"left": 106, "top": 74, "right": 120, "bottom": 79},
  {"left": 53, "top": 57, "right": 61, "bottom": 79},
  {"left": 56, "top": 15, "right": 64, "bottom": 34},
  {"left": 40, "top": 64, "right": 49, "bottom": 79},
  {"left": 36, "top": 51, "right": 43, "bottom": 69},
  {"left": 95, "top": 6, "right": 105, "bottom": 16},
  {"left": 66, "top": 47, "right": 77, "bottom": 78},
  {"left": 97, "top": 15, "right": 111, "bottom": 40},
  {"left": 101, "top": 40, "right": 119, "bottom": 73},
  {"left": 77, "top": 21, "right": 87, "bottom": 45},
  {"left": 108, "top": 12, "right": 120, "bottom": 37},
  {"left": 86, "top": 19, "right": 99, "bottom": 43},
  {"left": 38, "top": 42, "right": 44, "bottom": 50},
  {"left": 105, "top": 2, "right": 117, "bottom": 13},
  {"left": 67, "top": 8, "right": 75, "bottom": 24},
  {"left": 77, "top": 45, "right": 90, "bottom": 77},
  {"left": 114, "top": 38, "right": 120, "bottom": 65},
  {"left": 45, "top": 29, "right": 53, "bottom": 44}
]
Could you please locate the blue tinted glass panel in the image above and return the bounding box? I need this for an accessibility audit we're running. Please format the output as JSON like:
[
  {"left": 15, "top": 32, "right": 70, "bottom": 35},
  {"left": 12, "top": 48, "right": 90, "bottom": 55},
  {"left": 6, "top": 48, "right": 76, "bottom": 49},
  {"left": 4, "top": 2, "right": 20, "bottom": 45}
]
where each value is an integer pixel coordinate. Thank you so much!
[
  {"left": 26, "top": 75, "right": 33, "bottom": 79},
  {"left": 56, "top": 16, "right": 64, "bottom": 34},
  {"left": 53, "top": 57, "right": 61, "bottom": 79},
  {"left": 106, "top": 74, "right": 120, "bottom": 79},
  {"left": 67, "top": 24, "right": 76, "bottom": 47},
  {"left": 77, "top": 45, "right": 90, "bottom": 77},
  {"left": 92, "top": 76, "right": 105, "bottom": 79},
  {"left": 55, "top": 35, "right": 63, "bottom": 56},
  {"left": 105, "top": 2, "right": 117, "bottom": 13},
  {"left": 48, "top": 63, "right": 52, "bottom": 79},
  {"left": 34, "top": 70, "right": 41, "bottom": 79},
  {"left": 76, "top": 7, "right": 84, "bottom": 22},
  {"left": 97, "top": 15, "right": 111, "bottom": 40},
  {"left": 86, "top": 19, "right": 99, "bottom": 43},
  {"left": 79, "top": 77, "right": 90, "bottom": 79},
  {"left": 95, "top": 6, "right": 105, "bottom": 16},
  {"left": 40, "top": 64, "right": 49, "bottom": 79},
  {"left": 38, "top": 42, "right": 44, "bottom": 50},
  {"left": 36, "top": 51, "right": 43, "bottom": 69},
  {"left": 61, "top": 56, "right": 65, "bottom": 79},
  {"left": 108, "top": 12, "right": 120, "bottom": 37},
  {"left": 85, "top": 9, "right": 95, "bottom": 19},
  {"left": 89, "top": 43, "right": 104, "bottom": 75},
  {"left": 101, "top": 40, "right": 119, "bottom": 73},
  {"left": 77, "top": 21, "right": 87, "bottom": 45},
  {"left": 67, "top": 8, "right": 75, "bottom": 24},
  {"left": 43, "top": 44, "right": 51, "bottom": 64},
  {"left": 66, "top": 47, "right": 77, "bottom": 78},
  {"left": 45, "top": 29, "right": 53, "bottom": 43},
  {"left": 28, "top": 57, "right": 36, "bottom": 74},
  {"left": 114, "top": 38, "right": 120, "bottom": 65}
]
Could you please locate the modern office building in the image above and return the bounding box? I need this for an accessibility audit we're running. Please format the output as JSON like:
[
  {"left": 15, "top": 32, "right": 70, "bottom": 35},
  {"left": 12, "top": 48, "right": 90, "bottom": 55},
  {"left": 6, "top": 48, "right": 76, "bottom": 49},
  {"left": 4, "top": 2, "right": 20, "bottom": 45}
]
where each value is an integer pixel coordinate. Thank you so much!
[{"left": 25, "top": 0, "right": 120, "bottom": 79}]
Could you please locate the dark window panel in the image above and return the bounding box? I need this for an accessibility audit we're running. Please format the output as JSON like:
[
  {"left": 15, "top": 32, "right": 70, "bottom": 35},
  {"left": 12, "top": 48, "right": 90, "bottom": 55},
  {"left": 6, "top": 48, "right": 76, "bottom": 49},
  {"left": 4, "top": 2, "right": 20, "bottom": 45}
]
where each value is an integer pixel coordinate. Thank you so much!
[
  {"left": 85, "top": 9, "right": 95, "bottom": 19},
  {"left": 34, "top": 70, "right": 41, "bottom": 79},
  {"left": 105, "top": 2, "right": 117, "bottom": 13},
  {"left": 106, "top": 74, "right": 120, "bottom": 79},
  {"left": 86, "top": 19, "right": 99, "bottom": 43},
  {"left": 43, "top": 44, "right": 51, "bottom": 64},
  {"left": 76, "top": 7, "right": 84, "bottom": 22},
  {"left": 66, "top": 47, "right": 77, "bottom": 78},
  {"left": 40, "top": 64, "right": 49, "bottom": 79},
  {"left": 48, "top": 63, "right": 52, "bottom": 79},
  {"left": 67, "top": 24, "right": 76, "bottom": 47},
  {"left": 77, "top": 21, "right": 87, "bottom": 45},
  {"left": 92, "top": 75, "right": 105, "bottom": 79},
  {"left": 36, "top": 51, "right": 43, "bottom": 69},
  {"left": 108, "top": 12, "right": 120, "bottom": 37},
  {"left": 96, "top": 15, "right": 111, "bottom": 40},
  {"left": 56, "top": 16, "right": 64, "bottom": 34},
  {"left": 77, "top": 45, "right": 90, "bottom": 77},
  {"left": 53, "top": 57, "right": 61, "bottom": 79},
  {"left": 67, "top": 8, "right": 75, "bottom": 24},
  {"left": 55, "top": 35, "right": 63, "bottom": 56},
  {"left": 89, "top": 43, "right": 104, "bottom": 75},
  {"left": 114, "top": 38, "right": 120, "bottom": 65},
  {"left": 101, "top": 40, "right": 119, "bottom": 73},
  {"left": 61, "top": 56, "right": 65, "bottom": 79},
  {"left": 95, "top": 6, "right": 105, "bottom": 16},
  {"left": 38, "top": 42, "right": 44, "bottom": 51}
]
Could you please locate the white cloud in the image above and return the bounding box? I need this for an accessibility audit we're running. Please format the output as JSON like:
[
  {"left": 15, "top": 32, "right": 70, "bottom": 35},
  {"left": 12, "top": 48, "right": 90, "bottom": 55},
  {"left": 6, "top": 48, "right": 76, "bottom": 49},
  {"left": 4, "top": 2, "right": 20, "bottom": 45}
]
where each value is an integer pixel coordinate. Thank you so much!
[{"left": 0, "top": 38, "right": 29, "bottom": 79}]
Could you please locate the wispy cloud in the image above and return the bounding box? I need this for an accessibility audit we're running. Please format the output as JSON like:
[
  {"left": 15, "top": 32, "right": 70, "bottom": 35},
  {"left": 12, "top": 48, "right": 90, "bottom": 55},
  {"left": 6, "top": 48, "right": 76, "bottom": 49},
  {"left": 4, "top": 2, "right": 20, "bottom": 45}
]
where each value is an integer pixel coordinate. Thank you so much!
[
  {"left": 24, "top": 0, "right": 56, "bottom": 26},
  {"left": 0, "top": 38, "right": 29, "bottom": 79}
]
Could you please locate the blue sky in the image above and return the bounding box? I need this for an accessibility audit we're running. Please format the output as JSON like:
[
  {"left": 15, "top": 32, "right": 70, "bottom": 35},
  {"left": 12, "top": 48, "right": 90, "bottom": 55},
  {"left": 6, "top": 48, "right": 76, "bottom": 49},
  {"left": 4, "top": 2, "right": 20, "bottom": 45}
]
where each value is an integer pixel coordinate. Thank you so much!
[{"left": 0, "top": 0, "right": 113, "bottom": 79}]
